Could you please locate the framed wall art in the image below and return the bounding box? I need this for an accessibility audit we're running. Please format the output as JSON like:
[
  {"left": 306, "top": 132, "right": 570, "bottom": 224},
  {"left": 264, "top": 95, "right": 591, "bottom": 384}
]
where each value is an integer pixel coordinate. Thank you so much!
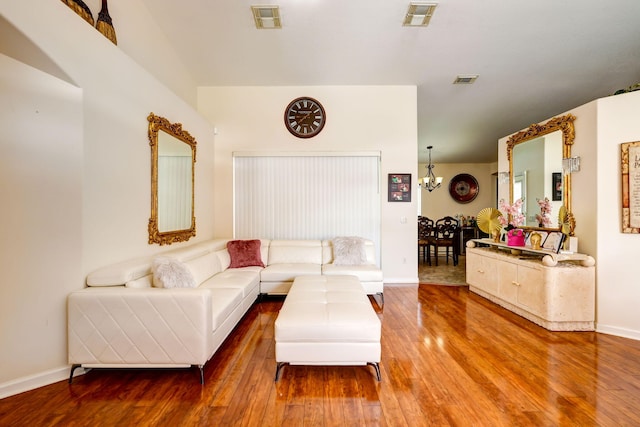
[
  {"left": 388, "top": 174, "right": 411, "bottom": 202},
  {"left": 621, "top": 141, "right": 640, "bottom": 233},
  {"left": 552, "top": 172, "right": 562, "bottom": 201}
]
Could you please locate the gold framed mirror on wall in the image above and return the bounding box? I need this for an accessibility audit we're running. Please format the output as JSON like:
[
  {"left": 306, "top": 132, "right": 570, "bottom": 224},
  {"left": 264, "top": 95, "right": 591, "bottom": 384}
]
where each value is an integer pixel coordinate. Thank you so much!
[
  {"left": 148, "top": 113, "right": 197, "bottom": 245},
  {"left": 506, "top": 114, "right": 576, "bottom": 234}
]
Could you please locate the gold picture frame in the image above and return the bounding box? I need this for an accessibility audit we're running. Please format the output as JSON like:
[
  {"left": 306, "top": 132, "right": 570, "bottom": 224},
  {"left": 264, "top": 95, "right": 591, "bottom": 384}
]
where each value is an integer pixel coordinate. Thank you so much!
[
  {"left": 621, "top": 141, "right": 640, "bottom": 233},
  {"left": 148, "top": 113, "right": 197, "bottom": 245}
]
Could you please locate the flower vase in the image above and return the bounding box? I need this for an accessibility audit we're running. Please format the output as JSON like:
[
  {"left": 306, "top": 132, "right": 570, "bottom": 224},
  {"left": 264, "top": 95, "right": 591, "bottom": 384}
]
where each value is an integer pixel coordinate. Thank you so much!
[{"left": 507, "top": 229, "right": 525, "bottom": 246}]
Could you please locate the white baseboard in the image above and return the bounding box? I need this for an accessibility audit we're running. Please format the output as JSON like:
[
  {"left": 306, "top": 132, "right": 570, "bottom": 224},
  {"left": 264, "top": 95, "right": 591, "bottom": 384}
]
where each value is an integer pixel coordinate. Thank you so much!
[
  {"left": 383, "top": 278, "right": 419, "bottom": 286},
  {"left": 0, "top": 365, "right": 83, "bottom": 399},
  {"left": 596, "top": 324, "right": 640, "bottom": 341}
]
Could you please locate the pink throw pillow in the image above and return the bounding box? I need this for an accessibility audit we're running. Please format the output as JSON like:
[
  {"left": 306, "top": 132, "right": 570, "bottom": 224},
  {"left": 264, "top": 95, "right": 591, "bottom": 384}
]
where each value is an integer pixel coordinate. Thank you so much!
[{"left": 227, "top": 239, "right": 265, "bottom": 268}]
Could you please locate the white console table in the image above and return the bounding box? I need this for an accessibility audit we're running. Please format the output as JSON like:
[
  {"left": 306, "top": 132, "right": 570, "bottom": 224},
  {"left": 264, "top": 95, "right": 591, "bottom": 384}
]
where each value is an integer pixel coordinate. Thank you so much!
[{"left": 465, "top": 239, "right": 595, "bottom": 331}]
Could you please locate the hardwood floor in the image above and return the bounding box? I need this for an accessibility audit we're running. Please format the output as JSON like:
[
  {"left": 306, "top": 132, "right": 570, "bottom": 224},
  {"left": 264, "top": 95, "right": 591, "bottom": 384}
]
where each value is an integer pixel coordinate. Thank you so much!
[{"left": 2, "top": 285, "right": 640, "bottom": 426}]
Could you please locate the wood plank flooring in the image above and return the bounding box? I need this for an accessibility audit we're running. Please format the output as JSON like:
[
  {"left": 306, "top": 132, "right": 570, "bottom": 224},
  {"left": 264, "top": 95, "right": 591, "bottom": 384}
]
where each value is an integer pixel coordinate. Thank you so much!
[{"left": 2, "top": 285, "right": 640, "bottom": 426}]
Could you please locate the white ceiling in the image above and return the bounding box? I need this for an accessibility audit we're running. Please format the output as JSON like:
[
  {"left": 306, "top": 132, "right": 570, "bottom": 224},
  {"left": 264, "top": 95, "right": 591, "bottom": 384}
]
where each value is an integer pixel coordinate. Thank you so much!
[
  {"left": 138, "top": 0, "right": 640, "bottom": 163},
  {"left": 8, "top": 1, "right": 640, "bottom": 164}
]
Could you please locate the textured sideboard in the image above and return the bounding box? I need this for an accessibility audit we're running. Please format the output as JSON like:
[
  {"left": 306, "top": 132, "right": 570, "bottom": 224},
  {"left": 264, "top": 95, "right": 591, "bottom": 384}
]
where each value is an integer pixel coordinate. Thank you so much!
[{"left": 466, "top": 244, "right": 595, "bottom": 331}]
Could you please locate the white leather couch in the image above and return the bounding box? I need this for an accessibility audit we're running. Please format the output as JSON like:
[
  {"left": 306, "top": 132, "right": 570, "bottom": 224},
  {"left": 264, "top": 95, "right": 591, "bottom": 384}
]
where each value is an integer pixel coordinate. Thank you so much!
[
  {"left": 260, "top": 239, "right": 383, "bottom": 297},
  {"left": 67, "top": 237, "right": 382, "bottom": 382}
]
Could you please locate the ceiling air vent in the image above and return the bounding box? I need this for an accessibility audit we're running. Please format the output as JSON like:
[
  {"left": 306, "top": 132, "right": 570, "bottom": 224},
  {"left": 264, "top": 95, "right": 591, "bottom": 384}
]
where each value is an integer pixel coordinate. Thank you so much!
[
  {"left": 453, "top": 75, "right": 479, "bottom": 84},
  {"left": 403, "top": 2, "right": 437, "bottom": 27},
  {"left": 251, "top": 6, "right": 281, "bottom": 29}
]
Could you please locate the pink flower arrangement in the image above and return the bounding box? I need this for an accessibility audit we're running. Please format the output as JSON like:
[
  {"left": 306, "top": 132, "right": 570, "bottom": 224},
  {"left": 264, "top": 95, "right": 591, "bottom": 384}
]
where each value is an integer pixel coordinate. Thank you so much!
[
  {"left": 498, "top": 198, "right": 525, "bottom": 229},
  {"left": 535, "top": 197, "right": 553, "bottom": 227}
]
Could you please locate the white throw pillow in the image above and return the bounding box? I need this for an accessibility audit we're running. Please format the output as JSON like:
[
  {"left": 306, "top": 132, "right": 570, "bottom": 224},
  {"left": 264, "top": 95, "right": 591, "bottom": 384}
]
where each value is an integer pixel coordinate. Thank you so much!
[
  {"left": 152, "top": 257, "right": 197, "bottom": 288},
  {"left": 332, "top": 236, "right": 367, "bottom": 265}
]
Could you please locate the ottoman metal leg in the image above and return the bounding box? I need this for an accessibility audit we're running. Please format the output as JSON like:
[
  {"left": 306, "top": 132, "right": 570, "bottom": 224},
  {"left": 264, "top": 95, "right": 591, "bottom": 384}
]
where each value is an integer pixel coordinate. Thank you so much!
[
  {"left": 368, "top": 362, "right": 382, "bottom": 381},
  {"left": 275, "top": 362, "right": 288, "bottom": 381},
  {"left": 195, "top": 364, "right": 205, "bottom": 384},
  {"left": 276, "top": 362, "right": 380, "bottom": 381}
]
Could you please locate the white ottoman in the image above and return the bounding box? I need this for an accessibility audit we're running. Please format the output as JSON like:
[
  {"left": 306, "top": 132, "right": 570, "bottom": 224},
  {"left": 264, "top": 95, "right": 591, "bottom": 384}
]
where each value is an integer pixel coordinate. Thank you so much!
[{"left": 274, "top": 275, "right": 381, "bottom": 381}]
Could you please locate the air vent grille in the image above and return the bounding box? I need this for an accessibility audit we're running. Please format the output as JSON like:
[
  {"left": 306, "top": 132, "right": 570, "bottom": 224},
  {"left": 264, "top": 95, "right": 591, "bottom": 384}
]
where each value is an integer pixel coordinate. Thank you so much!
[
  {"left": 453, "top": 75, "right": 479, "bottom": 84},
  {"left": 251, "top": 6, "right": 281, "bottom": 29},
  {"left": 403, "top": 3, "right": 437, "bottom": 27}
]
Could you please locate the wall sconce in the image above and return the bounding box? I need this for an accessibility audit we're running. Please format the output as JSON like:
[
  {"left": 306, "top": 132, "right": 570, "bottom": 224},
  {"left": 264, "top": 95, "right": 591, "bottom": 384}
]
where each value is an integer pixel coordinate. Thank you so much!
[
  {"left": 562, "top": 156, "right": 581, "bottom": 174},
  {"left": 498, "top": 171, "right": 510, "bottom": 184}
]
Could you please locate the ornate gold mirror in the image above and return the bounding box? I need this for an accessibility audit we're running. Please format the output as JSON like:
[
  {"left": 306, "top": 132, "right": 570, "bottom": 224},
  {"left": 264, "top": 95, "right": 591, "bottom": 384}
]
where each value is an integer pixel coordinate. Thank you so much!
[
  {"left": 148, "top": 113, "right": 196, "bottom": 245},
  {"left": 507, "top": 114, "right": 576, "bottom": 234}
]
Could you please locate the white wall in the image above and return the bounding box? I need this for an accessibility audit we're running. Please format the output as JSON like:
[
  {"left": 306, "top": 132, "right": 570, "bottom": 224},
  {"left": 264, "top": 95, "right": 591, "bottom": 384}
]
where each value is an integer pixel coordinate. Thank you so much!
[
  {"left": 77, "top": 0, "right": 198, "bottom": 106},
  {"left": 0, "top": 53, "right": 83, "bottom": 390},
  {"left": 419, "top": 162, "right": 496, "bottom": 222},
  {"left": 198, "top": 86, "right": 419, "bottom": 284},
  {"left": 594, "top": 90, "right": 640, "bottom": 339},
  {"left": 498, "top": 91, "right": 640, "bottom": 341},
  {"left": 0, "top": 1, "right": 216, "bottom": 396}
]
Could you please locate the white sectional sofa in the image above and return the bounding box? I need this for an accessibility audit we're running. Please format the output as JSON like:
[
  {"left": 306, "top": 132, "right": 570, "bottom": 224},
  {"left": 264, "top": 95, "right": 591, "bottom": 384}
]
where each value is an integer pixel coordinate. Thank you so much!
[
  {"left": 67, "top": 237, "right": 382, "bottom": 382},
  {"left": 260, "top": 238, "right": 383, "bottom": 297}
]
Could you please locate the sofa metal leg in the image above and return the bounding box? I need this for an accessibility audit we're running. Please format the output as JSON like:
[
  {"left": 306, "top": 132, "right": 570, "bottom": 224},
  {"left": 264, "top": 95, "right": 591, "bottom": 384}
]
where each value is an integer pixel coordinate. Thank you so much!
[
  {"left": 368, "top": 362, "right": 381, "bottom": 381},
  {"left": 68, "top": 364, "right": 82, "bottom": 384},
  {"left": 275, "top": 362, "right": 288, "bottom": 381},
  {"left": 371, "top": 292, "right": 384, "bottom": 309}
]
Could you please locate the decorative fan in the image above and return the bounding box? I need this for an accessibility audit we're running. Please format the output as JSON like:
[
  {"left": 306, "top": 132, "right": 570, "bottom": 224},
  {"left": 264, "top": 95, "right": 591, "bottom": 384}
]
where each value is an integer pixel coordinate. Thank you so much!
[
  {"left": 558, "top": 206, "right": 575, "bottom": 235},
  {"left": 477, "top": 207, "right": 503, "bottom": 235}
]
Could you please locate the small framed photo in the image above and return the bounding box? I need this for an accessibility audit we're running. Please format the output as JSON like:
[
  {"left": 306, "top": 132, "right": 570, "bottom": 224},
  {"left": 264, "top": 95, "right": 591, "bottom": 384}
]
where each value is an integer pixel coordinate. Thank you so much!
[
  {"left": 525, "top": 230, "right": 547, "bottom": 248},
  {"left": 542, "top": 231, "right": 565, "bottom": 253},
  {"left": 388, "top": 174, "right": 411, "bottom": 202},
  {"left": 552, "top": 172, "right": 563, "bottom": 201}
]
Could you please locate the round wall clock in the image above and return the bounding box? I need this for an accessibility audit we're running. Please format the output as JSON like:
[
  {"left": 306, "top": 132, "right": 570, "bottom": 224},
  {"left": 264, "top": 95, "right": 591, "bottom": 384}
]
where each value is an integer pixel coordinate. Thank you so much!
[
  {"left": 284, "top": 97, "right": 326, "bottom": 138},
  {"left": 449, "top": 173, "right": 479, "bottom": 203}
]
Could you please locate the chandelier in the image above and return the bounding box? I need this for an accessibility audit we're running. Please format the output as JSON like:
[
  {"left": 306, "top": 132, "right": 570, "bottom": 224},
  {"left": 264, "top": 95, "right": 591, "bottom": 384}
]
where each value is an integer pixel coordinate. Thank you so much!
[{"left": 422, "top": 146, "right": 443, "bottom": 192}]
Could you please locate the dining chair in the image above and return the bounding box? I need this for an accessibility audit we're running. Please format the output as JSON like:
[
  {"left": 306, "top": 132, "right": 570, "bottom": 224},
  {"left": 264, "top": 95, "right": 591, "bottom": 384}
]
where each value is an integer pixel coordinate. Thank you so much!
[
  {"left": 429, "top": 216, "right": 460, "bottom": 266},
  {"left": 418, "top": 216, "right": 435, "bottom": 265}
]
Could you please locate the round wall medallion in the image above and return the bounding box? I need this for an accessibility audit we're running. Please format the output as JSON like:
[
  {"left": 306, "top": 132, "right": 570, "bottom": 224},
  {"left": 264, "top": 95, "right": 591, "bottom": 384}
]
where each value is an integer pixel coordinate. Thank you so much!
[
  {"left": 449, "top": 173, "right": 479, "bottom": 203},
  {"left": 284, "top": 97, "right": 326, "bottom": 138}
]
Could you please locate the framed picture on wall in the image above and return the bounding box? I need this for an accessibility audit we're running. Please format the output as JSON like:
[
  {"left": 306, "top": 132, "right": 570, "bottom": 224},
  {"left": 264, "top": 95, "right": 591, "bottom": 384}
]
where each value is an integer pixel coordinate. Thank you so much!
[
  {"left": 621, "top": 141, "right": 640, "bottom": 233},
  {"left": 388, "top": 174, "right": 411, "bottom": 202},
  {"left": 552, "top": 172, "right": 562, "bottom": 201}
]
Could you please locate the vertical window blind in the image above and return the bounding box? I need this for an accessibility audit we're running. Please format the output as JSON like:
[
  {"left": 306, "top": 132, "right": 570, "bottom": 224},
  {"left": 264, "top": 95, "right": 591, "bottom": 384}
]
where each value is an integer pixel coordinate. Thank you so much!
[{"left": 233, "top": 153, "right": 381, "bottom": 262}]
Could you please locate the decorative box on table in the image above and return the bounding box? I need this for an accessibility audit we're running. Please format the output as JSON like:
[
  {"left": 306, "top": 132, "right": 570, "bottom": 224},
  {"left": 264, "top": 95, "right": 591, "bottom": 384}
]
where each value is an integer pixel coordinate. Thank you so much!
[{"left": 507, "top": 229, "right": 525, "bottom": 246}]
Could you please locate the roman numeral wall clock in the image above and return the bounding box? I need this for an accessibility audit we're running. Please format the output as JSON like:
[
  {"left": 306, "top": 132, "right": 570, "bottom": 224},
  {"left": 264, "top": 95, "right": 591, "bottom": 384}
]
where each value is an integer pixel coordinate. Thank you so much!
[{"left": 284, "top": 97, "right": 326, "bottom": 138}]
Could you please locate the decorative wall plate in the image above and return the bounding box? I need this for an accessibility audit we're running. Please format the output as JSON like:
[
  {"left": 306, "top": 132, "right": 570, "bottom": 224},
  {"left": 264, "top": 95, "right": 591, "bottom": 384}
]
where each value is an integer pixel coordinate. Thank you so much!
[{"left": 449, "top": 173, "right": 479, "bottom": 203}]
